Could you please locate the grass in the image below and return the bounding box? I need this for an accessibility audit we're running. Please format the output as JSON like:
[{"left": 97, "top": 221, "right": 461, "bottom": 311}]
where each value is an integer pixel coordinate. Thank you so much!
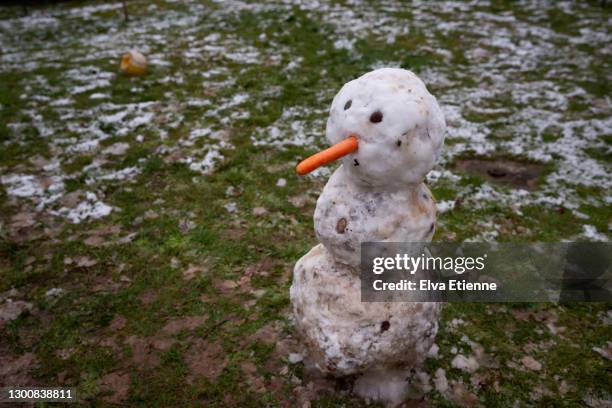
[{"left": 0, "top": 0, "right": 610, "bottom": 406}]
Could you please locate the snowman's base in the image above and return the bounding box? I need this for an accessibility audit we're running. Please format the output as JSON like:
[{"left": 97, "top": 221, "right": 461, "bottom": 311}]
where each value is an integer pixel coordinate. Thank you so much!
[
  {"left": 291, "top": 244, "right": 440, "bottom": 407},
  {"left": 353, "top": 367, "right": 426, "bottom": 408},
  {"left": 302, "top": 357, "right": 426, "bottom": 408}
]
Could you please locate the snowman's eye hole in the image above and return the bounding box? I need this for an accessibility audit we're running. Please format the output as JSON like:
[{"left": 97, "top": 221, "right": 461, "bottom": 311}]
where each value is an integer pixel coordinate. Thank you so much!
[
  {"left": 344, "top": 100, "right": 352, "bottom": 110},
  {"left": 370, "top": 110, "right": 383, "bottom": 123}
]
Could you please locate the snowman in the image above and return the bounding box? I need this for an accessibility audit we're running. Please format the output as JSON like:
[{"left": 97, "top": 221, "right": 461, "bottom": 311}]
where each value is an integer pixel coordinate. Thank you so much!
[{"left": 290, "top": 68, "right": 445, "bottom": 407}]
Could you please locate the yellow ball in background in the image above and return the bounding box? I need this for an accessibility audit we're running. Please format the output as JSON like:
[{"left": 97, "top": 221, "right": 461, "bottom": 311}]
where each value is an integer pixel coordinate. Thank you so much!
[{"left": 119, "top": 50, "right": 147, "bottom": 76}]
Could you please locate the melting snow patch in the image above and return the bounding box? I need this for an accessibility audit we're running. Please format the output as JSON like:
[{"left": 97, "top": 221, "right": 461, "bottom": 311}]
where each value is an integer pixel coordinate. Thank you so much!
[
  {"left": 103, "top": 142, "right": 130, "bottom": 156},
  {"left": 451, "top": 354, "right": 479, "bottom": 373},
  {"left": 182, "top": 148, "right": 225, "bottom": 175},
  {"left": 90, "top": 93, "right": 109, "bottom": 100},
  {"left": 333, "top": 38, "right": 355, "bottom": 51},
  {"left": 1, "top": 174, "right": 44, "bottom": 198},
  {"left": 582, "top": 225, "right": 608, "bottom": 242},
  {"left": 92, "top": 166, "right": 141, "bottom": 183},
  {"left": 190, "top": 128, "right": 212, "bottom": 139},
  {"left": 53, "top": 192, "right": 112, "bottom": 223},
  {"left": 50, "top": 98, "right": 74, "bottom": 106},
  {"left": 224, "top": 202, "right": 237, "bottom": 213},
  {"left": 436, "top": 200, "right": 455, "bottom": 213},
  {"left": 45, "top": 288, "right": 65, "bottom": 298},
  {"left": 434, "top": 368, "right": 449, "bottom": 395},
  {"left": 252, "top": 106, "right": 327, "bottom": 148}
]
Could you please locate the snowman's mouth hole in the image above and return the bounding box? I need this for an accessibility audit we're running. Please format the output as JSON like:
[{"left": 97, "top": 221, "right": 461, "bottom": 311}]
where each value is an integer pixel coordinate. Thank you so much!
[{"left": 454, "top": 157, "right": 545, "bottom": 190}]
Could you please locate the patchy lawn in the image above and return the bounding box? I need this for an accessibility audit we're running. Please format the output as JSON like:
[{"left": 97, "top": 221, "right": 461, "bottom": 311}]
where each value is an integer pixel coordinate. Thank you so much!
[{"left": 0, "top": 0, "right": 610, "bottom": 406}]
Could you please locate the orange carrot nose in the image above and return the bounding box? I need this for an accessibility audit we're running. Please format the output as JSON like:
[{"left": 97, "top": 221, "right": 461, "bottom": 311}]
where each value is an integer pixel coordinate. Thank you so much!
[{"left": 296, "top": 135, "right": 359, "bottom": 175}]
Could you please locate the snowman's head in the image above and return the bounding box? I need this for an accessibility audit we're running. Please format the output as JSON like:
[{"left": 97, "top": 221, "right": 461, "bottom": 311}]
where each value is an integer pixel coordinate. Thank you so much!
[{"left": 297, "top": 68, "right": 445, "bottom": 188}]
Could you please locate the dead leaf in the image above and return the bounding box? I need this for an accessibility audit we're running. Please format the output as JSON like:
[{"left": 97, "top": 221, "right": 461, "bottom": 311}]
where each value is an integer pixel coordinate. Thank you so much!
[
  {"left": 213, "top": 279, "right": 239, "bottom": 295},
  {"left": 75, "top": 256, "right": 97, "bottom": 268},
  {"left": 521, "top": 356, "right": 542, "bottom": 371},
  {"left": 252, "top": 207, "right": 268, "bottom": 216},
  {"left": 115, "top": 232, "right": 137, "bottom": 244},
  {"left": 239, "top": 258, "right": 273, "bottom": 289},
  {"left": 183, "top": 264, "right": 207, "bottom": 281},
  {"left": 510, "top": 309, "right": 532, "bottom": 322},
  {"left": 592, "top": 343, "right": 612, "bottom": 361},
  {"left": 144, "top": 210, "right": 158, "bottom": 220},
  {"left": 288, "top": 194, "right": 312, "bottom": 208}
]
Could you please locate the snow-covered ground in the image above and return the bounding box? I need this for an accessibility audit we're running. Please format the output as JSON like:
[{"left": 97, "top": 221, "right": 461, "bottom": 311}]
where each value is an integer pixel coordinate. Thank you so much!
[{"left": 0, "top": 0, "right": 610, "bottom": 240}]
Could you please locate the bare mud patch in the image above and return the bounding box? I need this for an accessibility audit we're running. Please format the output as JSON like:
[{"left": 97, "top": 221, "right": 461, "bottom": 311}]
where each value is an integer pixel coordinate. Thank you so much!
[{"left": 454, "top": 158, "right": 545, "bottom": 190}]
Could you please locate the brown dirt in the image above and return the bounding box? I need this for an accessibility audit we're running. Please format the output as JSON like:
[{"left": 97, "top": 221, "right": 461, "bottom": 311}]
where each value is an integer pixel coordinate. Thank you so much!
[
  {"left": 0, "top": 349, "right": 39, "bottom": 386},
  {"left": 161, "top": 315, "right": 208, "bottom": 335},
  {"left": 185, "top": 339, "right": 228, "bottom": 383},
  {"left": 100, "top": 371, "right": 130, "bottom": 404},
  {"left": 454, "top": 158, "right": 544, "bottom": 189}
]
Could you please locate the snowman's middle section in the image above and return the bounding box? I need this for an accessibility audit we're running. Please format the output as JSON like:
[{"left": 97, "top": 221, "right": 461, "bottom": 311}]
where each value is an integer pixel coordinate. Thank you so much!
[{"left": 314, "top": 165, "right": 436, "bottom": 269}]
